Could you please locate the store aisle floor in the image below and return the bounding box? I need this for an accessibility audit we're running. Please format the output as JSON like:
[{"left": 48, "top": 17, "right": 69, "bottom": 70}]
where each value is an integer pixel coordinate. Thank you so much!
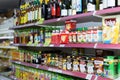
[{"left": 0, "top": 75, "right": 12, "bottom": 80}]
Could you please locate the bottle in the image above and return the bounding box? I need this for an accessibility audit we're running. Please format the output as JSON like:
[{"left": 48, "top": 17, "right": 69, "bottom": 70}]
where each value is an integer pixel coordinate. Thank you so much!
[
  {"left": 107, "top": 0, "right": 117, "bottom": 8},
  {"left": 67, "top": 0, "right": 72, "bottom": 16},
  {"left": 87, "top": 0, "right": 96, "bottom": 12},
  {"left": 51, "top": 0, "right": 57, "bottom": 18},
  {"left": 99, "top": 0, "right": 103, "bottom": 10},
  {"left": 103, "top": 0, "right": 108, "bottom": 9},
  {"left": 95, "top": 0, "right": 100, "bottom": 10},
  {"left": 117, "top": 0, "right": 120, "bottom": 6},
  {"left": 47, "top": 0, "right": 52, "bottom": 19},
  {"left": 61, "top": 0, "right": 67, "bottom": 17},
  {"left": 82, "top": 0, "right": 88, "bottom": 13},
  {"left": 41, "top": 0, "right": 47, "bottom": 20},
  {"left": 72, "top": 0, "right": 76, "bottom": 15},
  {"left": 76, "top": 0, "right": 83, "bottom": 14},
  {"left": 56, "top": 0, "right": 61, "bottom": 18}
]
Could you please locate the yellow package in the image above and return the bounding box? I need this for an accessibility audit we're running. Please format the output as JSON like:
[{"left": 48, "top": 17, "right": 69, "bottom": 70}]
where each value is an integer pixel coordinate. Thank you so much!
[{"left": 102, "top": 15, "right": 120, "bottom": 44}]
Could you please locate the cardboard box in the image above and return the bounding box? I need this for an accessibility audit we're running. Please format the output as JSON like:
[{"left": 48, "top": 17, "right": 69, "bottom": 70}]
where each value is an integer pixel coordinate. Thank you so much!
[{"left": 102, "top": 15, "right": 120, "bottom": 44}]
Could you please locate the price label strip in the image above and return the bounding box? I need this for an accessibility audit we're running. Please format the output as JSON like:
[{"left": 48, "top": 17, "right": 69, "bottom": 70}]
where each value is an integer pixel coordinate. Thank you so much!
[
  {"left": 86, "top": 74, "right": 93, "bottom": 80},
  {"left": 48, "top": 68, "right": 62, "bottom": 73},
  {"left": 49, "top": 44, "right": 54, "bottom": 47},
  {"left": 94, "top": 43, "right": 98, "bottom": 48},
  {"left": 57, "top": 18, "right": 61, "bottom": 21},
  {"left": 60, "top": 44, "right": 65, "bottom": 47}
]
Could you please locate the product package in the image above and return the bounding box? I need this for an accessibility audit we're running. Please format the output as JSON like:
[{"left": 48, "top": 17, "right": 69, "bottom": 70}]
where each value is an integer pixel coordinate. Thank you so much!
[
  {"left": 102, "top": 15, "right": 120, "bottom": 44},
  {"left": 104, "top": 56, "right": 118, "bottom": 79}
]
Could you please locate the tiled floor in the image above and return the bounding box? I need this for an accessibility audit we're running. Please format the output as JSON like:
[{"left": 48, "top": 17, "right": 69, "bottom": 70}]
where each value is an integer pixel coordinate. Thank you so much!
[{"left": 0, "top": 75, "right": 12, "bottom": 80}]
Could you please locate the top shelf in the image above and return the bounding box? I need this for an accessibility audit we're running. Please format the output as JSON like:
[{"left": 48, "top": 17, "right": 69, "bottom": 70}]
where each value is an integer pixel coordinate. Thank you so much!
[
  {"left": 96, "top": 6, "right": 120, "bottom": 16},
  {"left": 11, "top": 7, "right": 120, "bottom": 30}
]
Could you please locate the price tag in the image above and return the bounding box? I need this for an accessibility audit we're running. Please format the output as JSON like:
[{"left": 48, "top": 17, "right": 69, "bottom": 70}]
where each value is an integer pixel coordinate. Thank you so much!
[
  {"left": 86, "top": 74, "right": 93, "bottom": 80},
  {"left": 48, "top": 68, "right": 53, "bottom": 71},
  {"left": 57, "top": 18, "right": 61, "bottom": 21},
  {"left": 49, "top": 44, "right": 54, "bottom": 47},
  {"left": 94, "top": 43, "right": 98, "bottom": 48},
  {"left": 15, "top": 61, "right": 21, "bottom": 64},
  {"left": 36, "top": 65, "right": 39, "bottom": 68},
  {"left": 94, "top": 76, "right": 98, "bottom": 80},
  {"left": 60, "top": 44, "right": 65, "bottom": 47}
]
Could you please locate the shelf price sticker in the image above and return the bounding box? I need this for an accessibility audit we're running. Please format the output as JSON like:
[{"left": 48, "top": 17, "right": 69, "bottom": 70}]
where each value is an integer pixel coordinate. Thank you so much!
[
  {"left": 49, "top": 44, "right": 54, "bottom": 47},
  {"left": 86, "top": 74, "right": 93, "bottom": 80},
  {"left": 48, "top": 68, "right": 62, "bottom": 73},
  {"left": 60, "top": 44, "right": 65, "bottom": 47},
  {"left": 94, "top": 43, "right": 98, "bottom": 48},
  {"left": 15, "top": 61, "right": 21, "bottom": 64},
  {"left": 36, "top": 65, "right": 39, "bottom": 68},
  {"left": 94, "top": 76, "right": 98, "bottom": 80},
  {"left": 57, "top": 18, "right": 61, "bottom": 21}
]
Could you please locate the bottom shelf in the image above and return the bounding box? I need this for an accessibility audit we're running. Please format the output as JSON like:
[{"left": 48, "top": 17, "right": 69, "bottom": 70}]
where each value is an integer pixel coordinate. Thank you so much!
[{"left": 11, "top": 60, "right": 111, "bottom": 80}]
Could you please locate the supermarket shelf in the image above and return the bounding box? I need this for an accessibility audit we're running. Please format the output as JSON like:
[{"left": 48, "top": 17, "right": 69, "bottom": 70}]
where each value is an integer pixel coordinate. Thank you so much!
[
  {"left": 42, "top": 12, "right": 101, "bottom": 25},
  {"left": 96, "top": 43, "right": 120, "bottom": 49},
  {"left": 10, "top": 22, "right": 45, "bottom": 30},
  {"left": 0, "top": 36, "right": 14, "bottom": 40},
  {"left": 12, "top": 43, "right": 95, "bottom": 48},
  {"left": 12, "top": 43, "right": 120, "bottom": 50},
  {"left": 0, "top": 46, "right": 17, "bottom": 49},
  {"left": 0, "top": 55, "right": 10, "bottom": 59},
  {"left": 96, "top": 6, "right": 120, "bottom": 15},
  {"left": 11, "top": 60, "right": 111, "bottom": 80}
]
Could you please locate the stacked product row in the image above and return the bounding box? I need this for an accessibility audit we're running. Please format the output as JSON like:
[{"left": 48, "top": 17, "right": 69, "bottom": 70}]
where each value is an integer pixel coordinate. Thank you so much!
[
  {"left": 12, "top": 64, "right": 81, "bottom": 80},
  {"left": 14, "top": 0, "right": 120, "bottom": 25},
  {"left": 11, "top": 49, "right": 120, "bottom": 79},
  {"left": 14, "top": 14, "right": 120, "bottom": 45}
]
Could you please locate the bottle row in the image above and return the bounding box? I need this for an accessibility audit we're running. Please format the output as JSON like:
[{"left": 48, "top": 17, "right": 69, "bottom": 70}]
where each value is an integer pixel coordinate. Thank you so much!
[
  {"left": 11, "top": 49, "right": 120, "bottom": 79},
  {"left": 13, "top": 64, "right": 83, "bottom": 80},
  {"left": 14, "top": 0, "right": 120, "bottom": 25},
  {"left": 13, "top": 26, "right": 103, "bottom": 45}
]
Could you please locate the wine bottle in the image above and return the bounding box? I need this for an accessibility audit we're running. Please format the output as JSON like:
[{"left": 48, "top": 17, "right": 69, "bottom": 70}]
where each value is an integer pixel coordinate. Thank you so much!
[
  {"left": 41, "top": 0, "right": 47, "bottom": 20},
  {"left": 82, "top": 0, "right": 88, "bottom": 13},
  {"left": 61, "top": 0, "right": 67, "bottom": 17},
  {"left": 56, "top": 0, "right": 61, "bottom": 18},
  {"left": 87, "top": 0, "right": 96, "bottom": 12},
  {"left": 95, "top": 0, "right": 100, "bottom": 10},
  {"left": 76, "top": 0, "right": 83, "bottom": 14},
  {"left": 47, "top": 0, "right": 52, "bottom": 19},
  {"left": 72, "top": 0, "right": 76, "bottom": 15},
  {"left": 67, "top": 0, "right": 72, "bottom": 16},
  {"left": 99, "top": 0, "right": 103, "bottom": 10},
  {"left": 51, "top": 0, "right": 57, "bottom": 18},
  {"left": 107, "top": 0, "right": 117, "bottom": 8},
  {"left": 117, "top": 0, "right": 120, "bottom": 6},
  {"left": 103, "top": 0, "right": 108, "bottom": 9}
]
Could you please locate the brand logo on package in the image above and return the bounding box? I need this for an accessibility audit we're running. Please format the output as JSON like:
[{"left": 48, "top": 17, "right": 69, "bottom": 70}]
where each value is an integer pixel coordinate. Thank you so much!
[{"left": 105, "top": 18, "right": 116, "bottom": 27}]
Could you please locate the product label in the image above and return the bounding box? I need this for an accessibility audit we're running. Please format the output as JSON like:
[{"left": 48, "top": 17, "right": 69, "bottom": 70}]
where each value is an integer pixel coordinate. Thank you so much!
[
  {"left": 76, "top": 0, "right": 82, "bottom": 12},
  {"left": 77, "top": 32, "right": 82, "bottom": 42},
  {"left": 68, "top": 9, "right": 72, "bottom": 16},
  {"left": 72, "top": 0, "right": 77, "bottom": 9},
  {"left": 80, "top": 64, "right": 86, "bottom": 72},
  {"left": 107, "top": 0, "right": 115, "bottom": 7},
  {"left": 73, "top": 64, "right": 79, "bottom": 71},
  {"left": 87, "top": 66, "right": 94, "bottom": 73},
  {"left": 67, "top": 62, "right": 72, "bottom": 70},
  {"left": 103, "top": 0, "right": 108, "bottom": 8},
  {"left": 52, "top": 7, "right": 56, "bottom": 16},
  {"left": 87, "top": 3, "right": 95, "bottom": 11},
  {"left": 61, "top": 9, "right": 67, "bottom": 16}
]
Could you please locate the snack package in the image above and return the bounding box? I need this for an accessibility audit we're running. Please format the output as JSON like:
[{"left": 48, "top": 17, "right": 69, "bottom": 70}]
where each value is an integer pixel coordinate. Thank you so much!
[{"left": 102, "top": 15, "right": 120, "bottom": 44}]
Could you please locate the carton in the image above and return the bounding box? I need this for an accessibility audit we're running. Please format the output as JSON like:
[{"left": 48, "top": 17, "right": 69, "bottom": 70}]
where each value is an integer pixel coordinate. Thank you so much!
[
  {"left": 102, "top": 15, "right": 120, "bottom": 44},
  {"left": 104, "top": 56, "right": 118, "bottom": 79}
]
